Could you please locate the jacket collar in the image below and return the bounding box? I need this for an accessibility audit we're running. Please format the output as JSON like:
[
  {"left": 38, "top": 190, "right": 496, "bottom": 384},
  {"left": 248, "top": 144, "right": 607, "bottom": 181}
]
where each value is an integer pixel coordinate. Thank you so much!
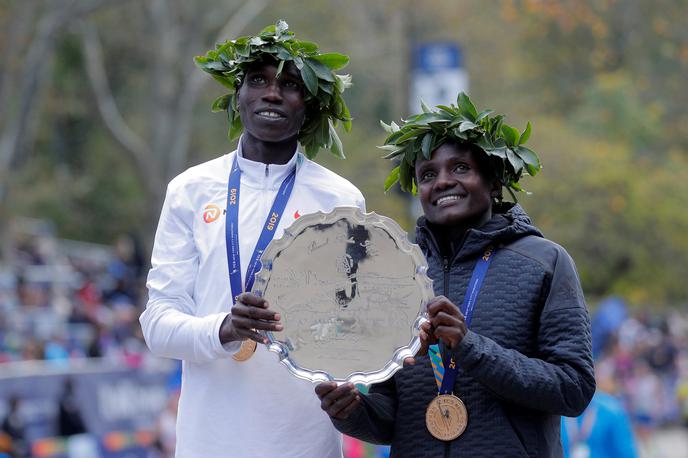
[
  {"left": 416, "top": 203, "right": 543, "bottom": 261},
  {"left": 233, "top": 136, "right": 303, "bottom": 189}
]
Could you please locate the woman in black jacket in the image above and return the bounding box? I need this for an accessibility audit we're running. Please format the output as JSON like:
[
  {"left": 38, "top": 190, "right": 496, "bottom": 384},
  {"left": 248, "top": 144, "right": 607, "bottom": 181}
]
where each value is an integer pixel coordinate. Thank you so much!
[{"left": 316, "top": 94, "right": 595, "bottom": 457}]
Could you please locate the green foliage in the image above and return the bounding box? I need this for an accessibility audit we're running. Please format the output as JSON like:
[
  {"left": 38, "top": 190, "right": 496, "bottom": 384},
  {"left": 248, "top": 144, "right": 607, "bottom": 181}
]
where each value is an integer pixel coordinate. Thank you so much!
[
  {"left": 11, "top": 130, "right": 146, "bottom": 244},
  {"left": 194, "top": 20, "right": 353, "bottom": 159},
  {"left": 511, "top": 0, "right": 688, "bottom": 153},
  {"left": 379, "top": 92, "right": 542, "bottom": 198},
  {"left": 6, "top": 0, "right": 687, "bottom": 307},
  {"left": 570, "top": 72, "right": 664, "bottom": 153},
  {"left": 523, "top": 117, "right": 688, "bottom": 305}
]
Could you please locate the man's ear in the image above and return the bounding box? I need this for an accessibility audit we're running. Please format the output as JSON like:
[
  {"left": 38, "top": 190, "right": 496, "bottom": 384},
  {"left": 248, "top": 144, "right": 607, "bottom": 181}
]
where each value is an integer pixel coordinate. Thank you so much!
[
  {"left": 236, "top": 77, "right": 244, "bottom": 95},
  {"left": 235, "top": 84, "right": 242, "bottom": 108}
]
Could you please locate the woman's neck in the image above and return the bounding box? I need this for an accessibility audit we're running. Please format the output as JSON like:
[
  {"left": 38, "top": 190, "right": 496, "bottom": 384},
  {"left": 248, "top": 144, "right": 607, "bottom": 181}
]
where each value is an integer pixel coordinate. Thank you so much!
[
  {"left": 430, "top": 223, "right": 467, "bottom": 257},
  {"left": 428, "top": 211, "right": 493, "bottom": 257}
]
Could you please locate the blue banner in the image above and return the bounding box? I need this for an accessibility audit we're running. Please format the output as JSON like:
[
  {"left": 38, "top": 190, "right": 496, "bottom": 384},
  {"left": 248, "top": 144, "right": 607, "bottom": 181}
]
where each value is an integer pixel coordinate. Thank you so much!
[{"left": 0, "top": 363, "right": 175, "bottom": 457}]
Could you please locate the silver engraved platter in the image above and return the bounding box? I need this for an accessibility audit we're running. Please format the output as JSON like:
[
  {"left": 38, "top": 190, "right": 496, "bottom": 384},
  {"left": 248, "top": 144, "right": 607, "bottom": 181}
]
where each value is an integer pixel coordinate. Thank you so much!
[{"left": 252, "top": 206, "right": 433, "bottom": 385}]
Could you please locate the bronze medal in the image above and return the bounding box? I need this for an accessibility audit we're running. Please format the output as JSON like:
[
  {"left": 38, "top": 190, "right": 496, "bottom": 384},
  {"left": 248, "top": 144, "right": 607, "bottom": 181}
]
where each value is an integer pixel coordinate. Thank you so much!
[
  {"left": 232, "top": 339, "right": 257, "bottom": 361},
  {"left": 425, "top": 394, "right": 468, "bottom": 441}
]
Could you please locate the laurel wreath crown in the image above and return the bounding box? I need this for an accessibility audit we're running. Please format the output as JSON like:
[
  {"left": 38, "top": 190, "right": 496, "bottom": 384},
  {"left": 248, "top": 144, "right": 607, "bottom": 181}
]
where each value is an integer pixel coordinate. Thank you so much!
[
  {"left": 380, "top": 92, "right": 542, "bottom": 200},
  {"left": 194, "top": 20, "right": 353, "bottom": 159}
]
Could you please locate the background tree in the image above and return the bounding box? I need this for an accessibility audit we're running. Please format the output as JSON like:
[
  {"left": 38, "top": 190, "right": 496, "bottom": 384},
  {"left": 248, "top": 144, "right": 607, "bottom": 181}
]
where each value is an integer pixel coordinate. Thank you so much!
[
  {"left": 1, "top": 0, "right": 686, "bottom": 306},
  {"left": 79, "top": 0, "right": 274, "bottom": 245},
  {"left": 0, "top": 0, "right": 123, "bottom": 260}
]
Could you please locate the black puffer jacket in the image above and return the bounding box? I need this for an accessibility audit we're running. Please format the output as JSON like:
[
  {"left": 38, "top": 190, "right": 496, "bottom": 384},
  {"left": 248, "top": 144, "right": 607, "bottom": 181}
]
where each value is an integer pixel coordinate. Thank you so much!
[{"left": 333, "top": 204, "right": 595, "bottom": 457}]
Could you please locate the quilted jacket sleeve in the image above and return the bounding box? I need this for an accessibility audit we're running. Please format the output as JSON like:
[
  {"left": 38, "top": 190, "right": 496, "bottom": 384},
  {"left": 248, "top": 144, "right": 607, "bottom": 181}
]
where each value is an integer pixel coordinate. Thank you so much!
[
  {"left": 331, "top": 376, "right": 398, "bottom": 444},
  {"left": 453, "top": 243, "right": 595, "bottom": 417}
]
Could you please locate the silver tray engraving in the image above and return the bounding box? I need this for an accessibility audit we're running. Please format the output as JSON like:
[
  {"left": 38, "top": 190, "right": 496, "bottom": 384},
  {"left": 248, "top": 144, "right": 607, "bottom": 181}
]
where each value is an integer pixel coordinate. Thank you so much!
[{"left": 253, "top": 207, "right": 433, "bottom": 385}]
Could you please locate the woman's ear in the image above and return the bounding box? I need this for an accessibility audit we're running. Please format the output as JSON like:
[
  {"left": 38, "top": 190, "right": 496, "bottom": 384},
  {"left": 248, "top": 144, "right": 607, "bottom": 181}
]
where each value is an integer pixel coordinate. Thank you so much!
[{"left": 490, "top": 180, "right": 502, "bottom": 199}]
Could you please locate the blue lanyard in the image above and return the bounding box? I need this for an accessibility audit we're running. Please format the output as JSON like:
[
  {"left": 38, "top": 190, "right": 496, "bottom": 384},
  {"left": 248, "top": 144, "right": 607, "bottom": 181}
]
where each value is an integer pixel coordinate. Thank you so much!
[
  {"left": 225, "top": 156, "right": 296, "bottom": 304},
  {"left": 429, "top": 247, "right": 495, "bottom": 394}
]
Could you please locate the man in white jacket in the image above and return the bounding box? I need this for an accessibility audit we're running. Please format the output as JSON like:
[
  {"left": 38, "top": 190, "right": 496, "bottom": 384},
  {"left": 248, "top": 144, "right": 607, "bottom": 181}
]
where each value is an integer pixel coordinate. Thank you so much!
[{"left": 140, "top": 21, "right": 364, "bottom": 457}]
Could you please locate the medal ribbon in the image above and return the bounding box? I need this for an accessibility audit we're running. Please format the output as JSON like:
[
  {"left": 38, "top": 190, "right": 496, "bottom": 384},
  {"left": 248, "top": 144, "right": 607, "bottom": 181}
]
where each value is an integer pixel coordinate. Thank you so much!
[
  {"left": 225, "top": 156, "right": 296, "bottom": 303},
  {"left": 430, "top": 247, "right": 495, "bottom": 394}
]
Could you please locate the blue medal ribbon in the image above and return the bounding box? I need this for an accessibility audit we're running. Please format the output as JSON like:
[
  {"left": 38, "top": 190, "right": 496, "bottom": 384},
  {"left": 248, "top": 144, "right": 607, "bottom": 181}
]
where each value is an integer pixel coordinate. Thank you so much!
[
  {"left": 225, "top": 156, "right": 296, "bottom": 304},
  {"left": 430, "top": 247, "right": 495, "bottom": 394}
]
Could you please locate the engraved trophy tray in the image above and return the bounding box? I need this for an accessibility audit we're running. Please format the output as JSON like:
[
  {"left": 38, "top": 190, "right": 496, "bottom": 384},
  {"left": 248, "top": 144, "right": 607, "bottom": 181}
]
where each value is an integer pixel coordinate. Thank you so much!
[{"left": 252, "top": 206, "right": 433, "bottom": 385}]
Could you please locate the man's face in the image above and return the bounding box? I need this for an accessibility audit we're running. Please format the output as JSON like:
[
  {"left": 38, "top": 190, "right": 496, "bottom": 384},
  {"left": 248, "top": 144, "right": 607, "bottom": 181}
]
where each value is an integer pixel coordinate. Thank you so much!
[
  {"left": 415, "top": 143, "right": 497, "bottom": 228},
  {"left": 237, "top": 61, "right": 306, "bottom": 143}
]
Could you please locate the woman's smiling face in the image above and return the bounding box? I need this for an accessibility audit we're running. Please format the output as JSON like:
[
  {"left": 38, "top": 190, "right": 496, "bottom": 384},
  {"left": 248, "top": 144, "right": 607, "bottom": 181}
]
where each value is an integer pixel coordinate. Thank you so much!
[{"left": 415, "top": 143, "right": 498, "bottom": 229}]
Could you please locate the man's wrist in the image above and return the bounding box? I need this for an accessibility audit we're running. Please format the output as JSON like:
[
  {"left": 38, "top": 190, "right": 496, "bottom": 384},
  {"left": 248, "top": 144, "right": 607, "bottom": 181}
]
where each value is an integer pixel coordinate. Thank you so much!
[{"left": 218, "top": 314, "right": 236, "bottom": 344}]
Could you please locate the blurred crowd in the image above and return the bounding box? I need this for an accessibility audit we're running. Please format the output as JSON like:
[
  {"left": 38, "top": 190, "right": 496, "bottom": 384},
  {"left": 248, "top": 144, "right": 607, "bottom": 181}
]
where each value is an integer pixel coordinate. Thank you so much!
[
  {"left": 589, "top": 301, "right": 688, "bottom": 456},
  {"left": 0, "top": 225, "right": 176, "bottom": 457},
  {"left": 0, "top": 228, "right": 150, "bottom": 369},
  {"left": 1, "top": 227, "right": 687, "bottom": 457},
  {"left": 592, "top": 299, "right": 688, "bottom": 430}
]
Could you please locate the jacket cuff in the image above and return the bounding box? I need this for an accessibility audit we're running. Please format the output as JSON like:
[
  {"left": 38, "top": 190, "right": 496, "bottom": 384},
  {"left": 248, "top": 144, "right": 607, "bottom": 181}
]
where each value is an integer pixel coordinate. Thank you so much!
[
  {"left": 331, "top": 403, "right": 367, "bottom": 434},
  {"left": 209, "top": 312, "right": 241, "bottom": 357},
  {"left": 452, "top": 329, "right": 481, "bottom": 368}
]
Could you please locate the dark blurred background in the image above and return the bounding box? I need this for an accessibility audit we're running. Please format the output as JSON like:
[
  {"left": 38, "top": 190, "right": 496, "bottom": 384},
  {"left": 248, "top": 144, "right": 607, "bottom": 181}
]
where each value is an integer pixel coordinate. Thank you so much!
[{"left": 0, "top": 1, "right": 686, "bottom": 457}]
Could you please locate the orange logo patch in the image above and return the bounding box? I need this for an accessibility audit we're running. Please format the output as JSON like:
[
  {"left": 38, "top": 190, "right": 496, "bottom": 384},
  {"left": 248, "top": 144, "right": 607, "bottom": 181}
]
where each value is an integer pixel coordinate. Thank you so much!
[{"left": 203, "top": 204, "right": 221, "bottom": 223}]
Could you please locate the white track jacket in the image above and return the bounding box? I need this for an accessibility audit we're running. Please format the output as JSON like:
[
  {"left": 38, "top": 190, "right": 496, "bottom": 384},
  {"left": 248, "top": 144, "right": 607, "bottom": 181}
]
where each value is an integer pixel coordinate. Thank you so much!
[{"left": 141, "top": 144, "right": 365, "bottom": 457}]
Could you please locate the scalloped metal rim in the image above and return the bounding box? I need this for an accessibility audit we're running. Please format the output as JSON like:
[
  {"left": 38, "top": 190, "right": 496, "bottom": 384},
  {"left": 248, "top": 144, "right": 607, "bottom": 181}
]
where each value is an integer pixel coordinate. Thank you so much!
[{"left": 252, "top": 206, "right": 434, "bottom": 385}]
